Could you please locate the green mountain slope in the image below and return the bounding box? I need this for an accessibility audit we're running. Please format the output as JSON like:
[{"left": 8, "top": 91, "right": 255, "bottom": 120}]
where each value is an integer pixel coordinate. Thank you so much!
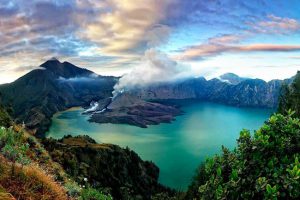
[
  {"left": 278, "top": 71, "right": 300, "bottom": 117},
  {"left": 0, "top": 94, "right": 12, "bottom": 128}
]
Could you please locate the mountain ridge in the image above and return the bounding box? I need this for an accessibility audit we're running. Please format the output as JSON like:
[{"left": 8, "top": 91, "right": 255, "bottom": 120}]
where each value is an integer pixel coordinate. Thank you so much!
[{"left": 0, "top": 59, "right": 293, "bottom": 134}]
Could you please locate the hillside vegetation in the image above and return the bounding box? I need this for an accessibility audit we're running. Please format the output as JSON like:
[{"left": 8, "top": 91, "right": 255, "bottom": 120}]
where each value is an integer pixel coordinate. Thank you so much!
[
  {"left": 0, "top": 127, "right": 67, "bottom": 199},
  {"left": 0, "top": 125, "right": 112, "bottom": 199},
  {"left": 279, "top": 71, "right": 300, "bottom": 117},
  {"left": 0, "top": 94, "right": 12, "bottom": 128}
]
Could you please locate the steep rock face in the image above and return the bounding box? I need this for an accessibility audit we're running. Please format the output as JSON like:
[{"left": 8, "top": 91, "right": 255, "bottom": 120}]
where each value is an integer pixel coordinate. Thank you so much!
[
  {"left": 0, "top": 59, "right": 116, "bottom": 136},
  {"left": 133, "top": 78, "right": 204, "bottom": 100},
  {"left": 216, "top": 79, "right": 282, "bottom": 107},
  {"left": 132, "top": 76, "right": 283, "bottom": 108},
  {"left": 42, "top": 135, "right": 174, "bottom": 199}
]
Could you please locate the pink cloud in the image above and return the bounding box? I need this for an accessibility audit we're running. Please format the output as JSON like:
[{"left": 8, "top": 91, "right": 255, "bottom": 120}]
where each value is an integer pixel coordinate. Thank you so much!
[
  {"left": 250, "top": 14, "right": 300, "bottom": 34},
  {"left": 177, "top": 15, "right": 300, "bottom": 61},
  {"left": 178, "top": 43, "right": 300, "bottom": 61},
  {"left": 208, "top": 34, "right": 243, "bottom": 44}
]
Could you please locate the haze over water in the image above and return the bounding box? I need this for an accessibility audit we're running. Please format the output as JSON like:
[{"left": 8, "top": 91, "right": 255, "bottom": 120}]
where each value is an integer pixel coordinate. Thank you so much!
[{"left": 47, "top": 101, "right": 273, "bottom": 189}]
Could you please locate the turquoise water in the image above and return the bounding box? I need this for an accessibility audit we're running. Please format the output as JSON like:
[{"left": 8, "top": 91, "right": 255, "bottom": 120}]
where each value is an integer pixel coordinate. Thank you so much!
[{"left": 47, "top": 101, "right": 273, "bottom": 190}]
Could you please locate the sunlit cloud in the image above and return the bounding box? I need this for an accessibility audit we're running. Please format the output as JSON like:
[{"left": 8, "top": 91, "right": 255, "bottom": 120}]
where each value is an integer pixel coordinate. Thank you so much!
[
  {"left": 177, "top": 14, "right": 300, "bottom": 61},
  {"left": 178, "top": 43, "right": 300, "bottom": 61},
  {"left": 250, "top": 14, "right": 300, "bottom": 34},
  {"left": 80, "top": 0, "right": 174, "bottom": 56},
  {"left": 0, "top": 0, "right": 300, "bottom": 83}
]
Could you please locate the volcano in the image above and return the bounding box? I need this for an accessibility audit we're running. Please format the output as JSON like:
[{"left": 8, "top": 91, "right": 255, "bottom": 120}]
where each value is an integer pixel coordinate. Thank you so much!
[{"left": 86, "top": 92, "right": 182, "bottom": 128}]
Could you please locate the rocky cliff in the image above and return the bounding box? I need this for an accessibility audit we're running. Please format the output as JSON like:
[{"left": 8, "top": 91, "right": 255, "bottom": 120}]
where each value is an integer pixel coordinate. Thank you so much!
[
  {"left": 42, "top": 135, "right": 175, "bottom": 199},
  {"left": 132, "top": 76, "right": 283, "bottom": 108}
]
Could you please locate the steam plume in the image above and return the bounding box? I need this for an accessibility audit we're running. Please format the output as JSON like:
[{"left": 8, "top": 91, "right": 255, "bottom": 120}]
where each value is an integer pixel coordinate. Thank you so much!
[{"left": 112, "top": 48, "right": 191, "bottom": 97}]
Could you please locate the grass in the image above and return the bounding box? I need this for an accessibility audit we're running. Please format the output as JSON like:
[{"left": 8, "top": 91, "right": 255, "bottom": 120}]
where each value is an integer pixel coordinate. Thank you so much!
[
  {"left": 0, "top": 155, "right": 68, "bottom": 200},
  {"left": 0, "top": 185, "right": 14, "bottom": 200},
  {"left": 61, "top": 136, "right": 112, "bottom": 149}
]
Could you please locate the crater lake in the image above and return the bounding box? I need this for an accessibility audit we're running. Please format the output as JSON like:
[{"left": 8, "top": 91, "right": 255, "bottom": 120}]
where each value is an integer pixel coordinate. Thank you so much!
[{"left": 47, "top": 101, "right": 273, "bottom": 190}]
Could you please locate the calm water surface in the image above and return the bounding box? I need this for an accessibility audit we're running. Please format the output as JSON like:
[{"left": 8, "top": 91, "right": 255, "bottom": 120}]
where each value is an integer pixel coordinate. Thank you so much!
[{"left": 47, "top": 101, "right": 273, "bottom": 190}]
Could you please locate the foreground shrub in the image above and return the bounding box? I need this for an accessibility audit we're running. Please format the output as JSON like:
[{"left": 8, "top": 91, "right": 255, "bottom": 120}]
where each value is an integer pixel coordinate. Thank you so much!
[
  {"left": 0, "top": 105, "right": 11, "bottom": 128},
  {"left": 0, "top": 128, "right": 30, "bottom": 176},
  {"left": 187, "top": 112, "right": 300, "bottom": 199},
  {"left": 79, "top": 187, "right": 113, "bottom": 200},
  {"left": 65, "top": 181, "right": 81, "bottom": 197}
]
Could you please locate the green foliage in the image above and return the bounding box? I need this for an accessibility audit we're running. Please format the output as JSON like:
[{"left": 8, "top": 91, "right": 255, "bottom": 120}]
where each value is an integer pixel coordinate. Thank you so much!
[
  {"left": 64, "top": 179, "right": 112, "bottom": 200},
  {"left": 278, "top": 71, "right": 300, "bottom": 117},
  {"left": 0, "top": 105, "right": 11, "bottom": 128},
  {"left": 42, "top": 135, "right": 176, "bottom": 199},
  {"left": 79, "top": 187, "right": 112, "bottom": 200},
  {"left": 0, "top": 94, "right": 12, "bottom": 127},
  {"left": 0, "top": 128, "right": 30, "bottom": 169},
  {"left": 187, "top": 113, "right": 300, "bottom": 199},
  {"left": 64, "top": 181, "right": 81, "bottom": 198}
]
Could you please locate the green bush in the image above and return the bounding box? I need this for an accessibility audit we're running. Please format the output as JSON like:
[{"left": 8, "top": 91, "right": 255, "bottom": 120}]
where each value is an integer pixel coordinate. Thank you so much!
[
  {"left": 278, "top": 71, "right": 300, "bottom": 118},
  {"left": 0, "top": 97, "right": 12, "bottom": 127},
  {"left": 0, "top": 106, "right": 11, "bottom": 128},
  {"left": 79, "top": 187, "right": 112, "bottom": 200},
  {"left": 64, "top": 180, "right": 113, "bottom": 199},
  {"left": 64, "top": 181, "right": 81, "bottom": 198},
  {"left": 0, "top": 128, "right": 30, "bottom": 174},
  {"left": 187, "top": 112, "right": 300, "bottom": 199}
]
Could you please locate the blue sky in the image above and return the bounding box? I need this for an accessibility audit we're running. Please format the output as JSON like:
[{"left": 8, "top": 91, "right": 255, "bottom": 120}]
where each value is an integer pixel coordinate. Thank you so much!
[{"left": 0, "top": 0, "right": 300, "bottom": 83}]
